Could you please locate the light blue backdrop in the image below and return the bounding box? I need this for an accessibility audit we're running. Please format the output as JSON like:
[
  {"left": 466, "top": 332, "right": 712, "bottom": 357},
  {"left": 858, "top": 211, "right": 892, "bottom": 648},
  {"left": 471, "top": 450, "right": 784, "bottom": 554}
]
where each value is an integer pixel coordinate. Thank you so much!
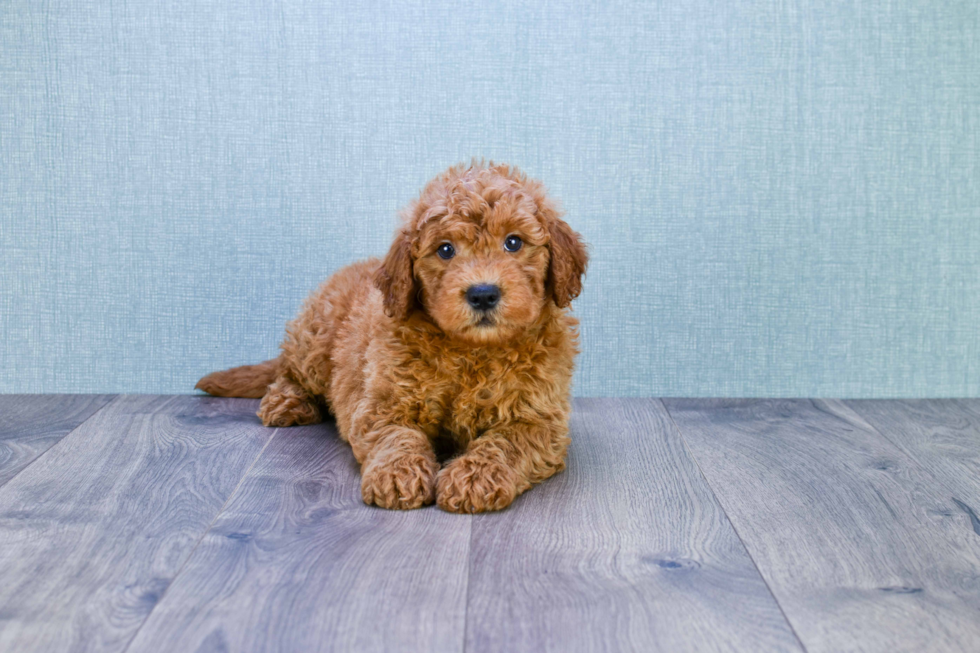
[{"left": 2, "top": 1, "right": 978, "bottom": 397}]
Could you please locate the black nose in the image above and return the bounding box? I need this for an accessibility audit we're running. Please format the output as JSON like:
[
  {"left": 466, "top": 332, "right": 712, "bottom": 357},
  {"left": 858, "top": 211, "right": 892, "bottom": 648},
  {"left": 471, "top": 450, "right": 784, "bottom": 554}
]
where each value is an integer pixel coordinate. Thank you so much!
[{"left": 466, "top": 284, "right": 501, "bottom": 311}]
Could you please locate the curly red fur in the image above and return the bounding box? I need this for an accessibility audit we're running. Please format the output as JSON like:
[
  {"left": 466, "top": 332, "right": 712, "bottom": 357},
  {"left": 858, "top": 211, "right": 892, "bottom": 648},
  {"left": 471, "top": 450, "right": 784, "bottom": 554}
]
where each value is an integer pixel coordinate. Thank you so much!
[{"left": 198, "top": 162, "right": 589, "bottom": 513}]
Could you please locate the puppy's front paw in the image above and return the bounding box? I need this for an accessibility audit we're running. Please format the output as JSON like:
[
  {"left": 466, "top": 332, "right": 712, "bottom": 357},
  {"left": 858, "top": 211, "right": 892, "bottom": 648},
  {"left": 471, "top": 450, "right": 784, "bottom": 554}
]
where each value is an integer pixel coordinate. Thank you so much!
[
  {"left": 361, "top": 452, "right": 438, "bottom": 510},
  {"left": 437, "top": 455, "right": 521, "bottom": 513}
]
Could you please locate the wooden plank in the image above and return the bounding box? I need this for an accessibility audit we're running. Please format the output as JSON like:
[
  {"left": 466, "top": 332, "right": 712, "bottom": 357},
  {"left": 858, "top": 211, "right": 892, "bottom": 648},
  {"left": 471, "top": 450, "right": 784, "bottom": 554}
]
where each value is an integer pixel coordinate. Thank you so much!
[
  {"left": 663, "top": 398, "right": 980, "bottom": 653},
  {"left": 845, "top": 399, "right": 980, "bottom": 520},
  {"left": 125, "top": 417, "right": 471, "bottom": 653},
  {"left": 0, "top": 395, "right": 114, "bottom": 487},
  {"left": 464, "top": 398, "right": 803, "bottom": 652},
  {"left": 0, "top": 395, "right": 275, "bottom": 653}
]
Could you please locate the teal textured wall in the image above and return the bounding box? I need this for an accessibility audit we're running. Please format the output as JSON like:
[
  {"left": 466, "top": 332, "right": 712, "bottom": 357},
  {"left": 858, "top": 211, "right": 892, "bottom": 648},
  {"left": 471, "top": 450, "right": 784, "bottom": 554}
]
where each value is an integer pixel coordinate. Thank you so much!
[{"left": 2, "top": 1, "right": 978, "bottom": 396}]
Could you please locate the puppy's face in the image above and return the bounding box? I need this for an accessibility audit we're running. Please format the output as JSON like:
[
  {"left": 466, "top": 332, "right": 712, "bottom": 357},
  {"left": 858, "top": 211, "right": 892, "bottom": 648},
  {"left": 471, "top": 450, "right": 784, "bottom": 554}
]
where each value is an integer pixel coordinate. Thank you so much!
[
  {"left": 413, "top": 194, "right": 549, "bottom": 343},
  {"left": 375, "top": 164, "right": 588, "bottom": 344}
]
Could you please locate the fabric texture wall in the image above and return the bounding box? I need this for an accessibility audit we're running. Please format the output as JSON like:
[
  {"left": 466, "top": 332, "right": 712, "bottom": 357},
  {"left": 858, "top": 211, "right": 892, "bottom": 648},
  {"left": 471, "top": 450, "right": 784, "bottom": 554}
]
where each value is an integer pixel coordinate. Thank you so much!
[{"left": 2, "top": 1, "right": 978, "bottom": 396}]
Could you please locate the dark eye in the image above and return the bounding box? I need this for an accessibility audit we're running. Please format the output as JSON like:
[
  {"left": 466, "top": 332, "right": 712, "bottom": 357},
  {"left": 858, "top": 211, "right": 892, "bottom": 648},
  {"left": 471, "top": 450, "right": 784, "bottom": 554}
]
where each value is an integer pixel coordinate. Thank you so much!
[
  {"left": 437, "top": 243, "right": 455, "bottom": 260},
  {"left": 504, "top": 235, "right": 523, "bottom": 252}
]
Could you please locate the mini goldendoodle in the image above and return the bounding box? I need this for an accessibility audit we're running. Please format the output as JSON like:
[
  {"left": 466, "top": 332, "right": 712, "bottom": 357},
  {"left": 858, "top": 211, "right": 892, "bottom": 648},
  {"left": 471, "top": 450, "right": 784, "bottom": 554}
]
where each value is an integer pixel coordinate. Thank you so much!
[{"left": 197, "top": 162, "right": 588, "bottom": 513}]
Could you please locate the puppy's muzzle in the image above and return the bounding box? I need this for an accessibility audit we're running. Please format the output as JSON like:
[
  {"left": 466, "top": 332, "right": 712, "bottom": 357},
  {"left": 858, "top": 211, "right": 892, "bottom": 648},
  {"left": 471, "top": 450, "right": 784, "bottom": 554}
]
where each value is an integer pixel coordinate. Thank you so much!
[{"left": 465, "top": 284, "right": 500, "bottom": 312}]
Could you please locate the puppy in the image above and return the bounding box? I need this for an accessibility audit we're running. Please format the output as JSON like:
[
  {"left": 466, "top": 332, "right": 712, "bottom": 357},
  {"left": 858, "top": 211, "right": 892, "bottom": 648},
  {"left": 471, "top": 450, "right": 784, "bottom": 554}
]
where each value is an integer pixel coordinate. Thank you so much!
[{"left": 197, "top": 162, "right": 588, "bottom": 513}]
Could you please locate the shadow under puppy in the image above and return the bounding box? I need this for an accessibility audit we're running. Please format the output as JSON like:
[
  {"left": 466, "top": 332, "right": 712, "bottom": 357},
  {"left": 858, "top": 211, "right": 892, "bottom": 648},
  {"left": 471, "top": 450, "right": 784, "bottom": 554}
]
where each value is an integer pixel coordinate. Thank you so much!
[{"left": 197, "top": 162, "right": 588, "bottom": 513}]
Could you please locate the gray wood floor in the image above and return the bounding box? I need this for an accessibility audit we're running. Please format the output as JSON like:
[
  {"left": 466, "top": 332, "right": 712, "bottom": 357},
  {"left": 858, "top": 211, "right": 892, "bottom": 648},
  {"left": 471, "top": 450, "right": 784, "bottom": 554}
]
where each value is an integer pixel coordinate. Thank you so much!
[{"left": 1, "top": 396, "right": 979, "bottom": 652}]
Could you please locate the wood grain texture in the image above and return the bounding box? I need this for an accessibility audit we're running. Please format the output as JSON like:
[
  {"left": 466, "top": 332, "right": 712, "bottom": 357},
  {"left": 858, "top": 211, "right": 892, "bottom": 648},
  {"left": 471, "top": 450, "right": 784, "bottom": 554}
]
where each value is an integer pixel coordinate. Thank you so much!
[
  {"left": 0, "top": 395, "right": 275, "bottom": 653},
  {"left": 465, "top": 398, "right": 803, "bottom": 652},
  {"left": 845, "top": 400, "right": 980, "bottom": 525},
  {"left": 0, "top": 394, "right": 114, "bottom": 487},
  {"left": 126, "top": 417, "right": 471, "bottom": 653},
  {"left": 664, "top": 398, "right": 980, "bottom": 653}
]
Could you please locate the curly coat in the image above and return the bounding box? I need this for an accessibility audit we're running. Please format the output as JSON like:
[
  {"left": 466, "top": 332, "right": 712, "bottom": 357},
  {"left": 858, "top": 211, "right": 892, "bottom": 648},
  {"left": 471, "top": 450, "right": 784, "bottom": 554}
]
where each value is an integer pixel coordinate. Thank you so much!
[{"left": 197, "top": 163, "right": 588, "bottom": 513}]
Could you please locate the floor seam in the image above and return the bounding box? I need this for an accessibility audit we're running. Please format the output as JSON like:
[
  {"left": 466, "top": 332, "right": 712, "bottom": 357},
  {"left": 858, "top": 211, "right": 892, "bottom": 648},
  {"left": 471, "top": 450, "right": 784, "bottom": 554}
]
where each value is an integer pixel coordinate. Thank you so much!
[
  {"left": 657, "top": 398, "right": 811, "bottom": 653},
  {"left": 461, "top": 514, "right": 474, "bottom": 653},
  {"left": 119, "top": 424, "right": 282, "bottom": 653},
  {"left": 0, "top": 394, "right": 119, "bottom": 493}
]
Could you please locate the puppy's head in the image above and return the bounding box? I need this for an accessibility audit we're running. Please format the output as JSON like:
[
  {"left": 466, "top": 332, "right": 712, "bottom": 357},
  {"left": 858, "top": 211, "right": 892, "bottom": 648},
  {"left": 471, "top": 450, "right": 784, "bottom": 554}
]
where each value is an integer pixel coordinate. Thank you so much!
[{"left": 375, "top": 163, "right": 588, "bottom": 344}]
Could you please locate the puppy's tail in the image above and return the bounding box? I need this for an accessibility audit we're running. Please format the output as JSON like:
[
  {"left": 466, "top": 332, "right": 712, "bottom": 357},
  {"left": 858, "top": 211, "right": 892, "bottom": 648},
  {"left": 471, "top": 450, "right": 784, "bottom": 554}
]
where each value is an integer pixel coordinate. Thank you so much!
[{"left": 195, "top": 357, "right": 282, "bottom": 398}]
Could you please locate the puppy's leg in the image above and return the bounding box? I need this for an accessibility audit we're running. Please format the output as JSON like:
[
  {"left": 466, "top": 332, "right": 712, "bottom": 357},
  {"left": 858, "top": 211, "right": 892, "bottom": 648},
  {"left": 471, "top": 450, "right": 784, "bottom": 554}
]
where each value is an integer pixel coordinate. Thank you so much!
[
  {"left": 359, "top": 425, "right": 439, "bottom": 510},
  {"left": 437, "top": 422, "right": 569, "bottom": 513},
  {"left": 257, "top": 375, "right": 322, "bottom": 427}
]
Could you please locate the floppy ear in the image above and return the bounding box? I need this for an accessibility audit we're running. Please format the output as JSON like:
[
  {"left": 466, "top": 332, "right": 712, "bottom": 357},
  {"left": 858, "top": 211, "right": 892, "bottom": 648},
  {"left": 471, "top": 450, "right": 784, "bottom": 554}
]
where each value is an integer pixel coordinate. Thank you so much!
[
  {"left": 546, "top": 215, "right": 589, "bottom": 308},
  {"left": 374, "top": 230, "right": 418, "bottom": 320}
]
